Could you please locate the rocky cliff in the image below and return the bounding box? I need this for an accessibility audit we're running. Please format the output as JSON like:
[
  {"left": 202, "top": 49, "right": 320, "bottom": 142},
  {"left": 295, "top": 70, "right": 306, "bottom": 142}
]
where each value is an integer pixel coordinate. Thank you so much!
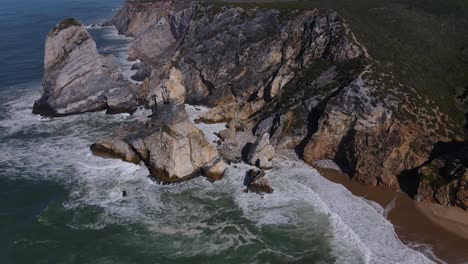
[
  {"left": 48, "top": 1, "right": 465, "bottom": 209},
  {"left": 33, "top": 18, "right": 142, "bottom": 117}
]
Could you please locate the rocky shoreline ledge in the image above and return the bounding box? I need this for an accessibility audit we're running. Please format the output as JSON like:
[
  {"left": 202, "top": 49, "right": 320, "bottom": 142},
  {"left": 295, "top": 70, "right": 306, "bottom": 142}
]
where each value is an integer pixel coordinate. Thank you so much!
[{"left": 33, "top": 0, "right": 468, "bottom": 210}]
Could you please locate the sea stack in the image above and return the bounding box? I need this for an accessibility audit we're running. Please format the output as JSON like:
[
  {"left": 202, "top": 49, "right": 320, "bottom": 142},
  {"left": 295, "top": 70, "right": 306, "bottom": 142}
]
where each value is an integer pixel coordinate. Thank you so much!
[{"left": 32, "top": 18, "right": 141, "bottom": 117}]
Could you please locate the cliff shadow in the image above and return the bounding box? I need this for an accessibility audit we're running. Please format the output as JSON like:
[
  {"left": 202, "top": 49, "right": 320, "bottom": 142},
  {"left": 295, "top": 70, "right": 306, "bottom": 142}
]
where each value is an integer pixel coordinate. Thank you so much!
[{"left": 397, "top": 140, "right": 467, "bottom": 198}]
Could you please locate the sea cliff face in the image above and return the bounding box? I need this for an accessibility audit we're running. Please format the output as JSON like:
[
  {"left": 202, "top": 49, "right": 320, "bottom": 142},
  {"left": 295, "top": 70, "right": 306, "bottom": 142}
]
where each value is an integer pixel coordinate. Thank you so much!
[{"left": 35, "top": 1, "right": 467, "bottom": 209}]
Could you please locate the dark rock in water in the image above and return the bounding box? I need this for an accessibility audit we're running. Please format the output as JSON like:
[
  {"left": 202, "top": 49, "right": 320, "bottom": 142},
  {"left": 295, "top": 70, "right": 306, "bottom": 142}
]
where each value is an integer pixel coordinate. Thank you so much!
[
  {"left": 131, "top": 62, "right": 152, "bottom": 82},
  {"left": 32, "top": 18, "right": 143, "bottom": 117},
  {"left": 249, "top": 177, "right": 274, "bottom": 194},
  {"left": 122, "top": 190, "right": 127, "bottom": 197},
  {"left": 130, "top": 62, "right": 142, "bottom": 71},
  {"left": 245, "top": 168, "right": 274, "bottom": 194}
]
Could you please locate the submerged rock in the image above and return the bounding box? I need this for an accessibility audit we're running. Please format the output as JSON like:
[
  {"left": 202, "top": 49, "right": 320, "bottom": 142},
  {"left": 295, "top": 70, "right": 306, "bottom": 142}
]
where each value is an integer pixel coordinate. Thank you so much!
[{"left": 32, "top": 18, "right": 141, "bottom": 117}]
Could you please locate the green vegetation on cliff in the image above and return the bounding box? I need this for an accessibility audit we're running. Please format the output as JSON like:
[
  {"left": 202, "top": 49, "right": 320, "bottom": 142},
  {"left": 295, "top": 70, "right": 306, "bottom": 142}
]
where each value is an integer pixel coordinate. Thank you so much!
[
  {"left": 51, "top": 18, "right": 82, "bottom": 34},
  {"left": 207, "top": 0, "right": 468, "bottom": 138}
]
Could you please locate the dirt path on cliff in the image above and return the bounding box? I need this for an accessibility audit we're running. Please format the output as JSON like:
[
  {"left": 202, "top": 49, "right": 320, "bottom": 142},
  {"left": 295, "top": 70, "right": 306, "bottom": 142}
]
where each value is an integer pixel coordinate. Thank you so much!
[{"left": 317, "top": 168, "right": 468, "bottom": 264}]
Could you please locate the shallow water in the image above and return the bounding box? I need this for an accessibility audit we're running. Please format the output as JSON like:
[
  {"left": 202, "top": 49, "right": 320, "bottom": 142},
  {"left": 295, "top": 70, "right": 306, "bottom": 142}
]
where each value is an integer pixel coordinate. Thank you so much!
[{"left": 0, "top": 1, "right": 438, "bottom": 263}]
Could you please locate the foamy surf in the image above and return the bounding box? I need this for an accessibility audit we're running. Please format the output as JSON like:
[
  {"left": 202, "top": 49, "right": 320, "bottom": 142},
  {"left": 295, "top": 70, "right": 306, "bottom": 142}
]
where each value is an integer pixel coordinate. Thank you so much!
[{"left": 185, "top": 106, "right": 435, "bottom": 263}]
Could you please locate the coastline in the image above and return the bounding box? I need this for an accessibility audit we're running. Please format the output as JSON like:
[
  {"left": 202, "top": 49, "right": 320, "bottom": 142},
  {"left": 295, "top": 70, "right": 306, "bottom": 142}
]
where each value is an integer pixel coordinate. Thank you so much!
[{"left": 316, "top": 167, "right": 468, "bottom": 264}]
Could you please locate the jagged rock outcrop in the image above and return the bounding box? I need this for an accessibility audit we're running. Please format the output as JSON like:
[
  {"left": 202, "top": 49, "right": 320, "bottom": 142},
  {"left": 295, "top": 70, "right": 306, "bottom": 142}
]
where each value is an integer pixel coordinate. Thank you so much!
[
  {"left": 91, "top": 105, "right": 226, "bottom": 183},
  {"left": 246, "top": 133, "right": 275, "bottom": 169},
  {"left": 175, "top": 7, "right": 361, "bottom": 107},
  {"left": 301, "top": 78, "right": 438, "bottom": 188},
  {"left": 105, "top": 0, "right": 179, "bottom": 37},
  {"left": 33, "top": 18, "right": 141, "bottom": 117}
]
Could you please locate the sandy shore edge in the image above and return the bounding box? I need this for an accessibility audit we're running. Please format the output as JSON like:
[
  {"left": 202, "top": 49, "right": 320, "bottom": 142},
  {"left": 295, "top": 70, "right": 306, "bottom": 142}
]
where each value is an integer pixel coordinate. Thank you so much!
[{"left": 316, "top": 167, "right": 468, "bottom": 264}]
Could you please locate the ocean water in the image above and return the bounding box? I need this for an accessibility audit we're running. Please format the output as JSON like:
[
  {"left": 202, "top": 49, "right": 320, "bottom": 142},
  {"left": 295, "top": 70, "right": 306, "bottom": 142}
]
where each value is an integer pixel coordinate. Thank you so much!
[{"left": 0, "top": 1, "right": 440, "bottom": 263}]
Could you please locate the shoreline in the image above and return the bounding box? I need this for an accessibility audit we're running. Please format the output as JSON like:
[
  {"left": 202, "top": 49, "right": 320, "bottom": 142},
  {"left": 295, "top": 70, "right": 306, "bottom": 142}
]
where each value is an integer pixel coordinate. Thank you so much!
[{"left": 316, "top": 167, "right": 468, "bottom": 264}]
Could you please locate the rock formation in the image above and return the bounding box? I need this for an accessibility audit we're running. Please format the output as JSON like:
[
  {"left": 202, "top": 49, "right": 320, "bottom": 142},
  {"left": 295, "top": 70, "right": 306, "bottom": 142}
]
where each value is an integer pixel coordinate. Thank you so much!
[
  {"left": 246, "top": 133, "right": 275, "bottom": 169},
  {"left": 91, "top": 105, "right": 226, "bottom": 183},
  {"left": 245, "top": 168, "right": 274, "bottom": 194},
  {"left": 39, "top": 1, "right": 465, "bottom": 207},
  {"left": 32, "top": 18, "right": 142, "bottom": 117}
]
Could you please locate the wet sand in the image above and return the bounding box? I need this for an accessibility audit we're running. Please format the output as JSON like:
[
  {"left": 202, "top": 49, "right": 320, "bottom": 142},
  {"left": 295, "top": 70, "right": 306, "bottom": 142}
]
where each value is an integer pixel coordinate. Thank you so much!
[{"left": 316, "top": 168, "right": 468, "bottom": 264}]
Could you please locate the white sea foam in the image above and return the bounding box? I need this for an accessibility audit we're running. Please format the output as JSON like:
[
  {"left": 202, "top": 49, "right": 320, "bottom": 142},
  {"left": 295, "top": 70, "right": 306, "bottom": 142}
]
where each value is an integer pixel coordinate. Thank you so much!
[
  {"left": 313, "top": 159, "right": 342, "bottom": 172},
  {"left": 89, "top": 25, "right": 140, "bottom": 84},
  {"left": 255, "top": 159, "right": 435, "bottom": 264}
]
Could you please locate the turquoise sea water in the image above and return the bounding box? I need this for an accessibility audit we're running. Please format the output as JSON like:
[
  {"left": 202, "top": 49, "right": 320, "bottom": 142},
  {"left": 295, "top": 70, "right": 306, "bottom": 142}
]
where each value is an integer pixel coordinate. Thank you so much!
[{"left": 0, "top": 1, "right": 440, "bottom": 263}]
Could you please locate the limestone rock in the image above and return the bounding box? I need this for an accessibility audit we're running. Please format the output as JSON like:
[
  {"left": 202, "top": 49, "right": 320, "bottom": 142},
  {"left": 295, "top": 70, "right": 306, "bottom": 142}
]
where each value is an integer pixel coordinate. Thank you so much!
[
  {"left": 105, "top": 1, "right": 179, "bottom": 37},
  {"left": 32, "top": 18, "right": 140, "bottom": 117},
  {"left": 128, "top": 16, "right": 176, "bottom": 62},
  {"left": 91, "top": 105, "right": 226, "bottom": 183},
  {"left": 147, "top": 67, "right": 186, "bottom": 106},
  {"left": 247, "top": 133, "right": 275, "bottom": 169},
  {"left": 90, "top": 125, "right": 141, "bottom": 164}
]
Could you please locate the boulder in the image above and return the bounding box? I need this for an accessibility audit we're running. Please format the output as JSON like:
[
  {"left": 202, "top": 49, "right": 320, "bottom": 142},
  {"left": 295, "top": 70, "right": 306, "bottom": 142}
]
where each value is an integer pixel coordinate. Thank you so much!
[
  {"left": 249, "top": 177, "right": 274, "bottom": 194},
  {"left": 245, "top": 168, "right": 274, "bottom": 194},
  {"left": 32, "top": 18, "right": 141, "bottom": 117},
  {"left": 247, "top": 133, "right": 275, "bottom": 169},
  {"left": 90, "top": 137, "right": 140, "bottom": 164}
]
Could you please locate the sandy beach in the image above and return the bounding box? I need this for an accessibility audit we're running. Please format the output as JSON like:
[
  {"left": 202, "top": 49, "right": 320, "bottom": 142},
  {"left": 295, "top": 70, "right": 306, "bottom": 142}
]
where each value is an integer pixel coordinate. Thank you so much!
[{"left": 316, "top": 168, "right": 468, "bottom": 264}]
